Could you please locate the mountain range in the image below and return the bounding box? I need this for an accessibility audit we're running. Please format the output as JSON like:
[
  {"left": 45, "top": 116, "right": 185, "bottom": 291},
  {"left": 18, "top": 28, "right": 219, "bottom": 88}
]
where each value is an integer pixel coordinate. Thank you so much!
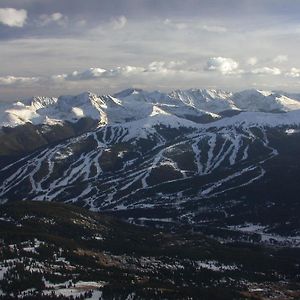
[
  {"left": 2, "top": 88, "right": 300, "bottom": 129},
  {"left": 1, "top": 88, "right": 300, "bottom": 247}
]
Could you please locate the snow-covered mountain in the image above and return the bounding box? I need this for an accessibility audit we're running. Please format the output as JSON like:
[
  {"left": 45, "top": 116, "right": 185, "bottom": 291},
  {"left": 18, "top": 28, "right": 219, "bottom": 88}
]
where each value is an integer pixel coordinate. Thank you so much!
[
  {"left": 169, "top": 88, "right": 237, "bottom": 112},
  {"left": 1, "top": 87, "right": 300, "bottom": 244},
  {"left": 2, "top": 88, "right": 300, "bottom": 129},
  {"left": 232, "top": 89, "right": 300, "bottom": 112},
  {"left": 0, "top": 92, "right": 106, "bottom": 127}
]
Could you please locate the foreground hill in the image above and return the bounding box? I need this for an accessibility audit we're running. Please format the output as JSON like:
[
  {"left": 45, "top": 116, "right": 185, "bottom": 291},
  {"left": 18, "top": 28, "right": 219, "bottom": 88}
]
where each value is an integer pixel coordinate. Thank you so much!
[{"left": 0, "top": 201, "right": 299, "bottom": 299}]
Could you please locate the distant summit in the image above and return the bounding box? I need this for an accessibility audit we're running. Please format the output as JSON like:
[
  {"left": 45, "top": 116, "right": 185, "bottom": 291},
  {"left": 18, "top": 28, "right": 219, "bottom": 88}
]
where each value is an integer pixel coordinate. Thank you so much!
[{"left": 1, "top": 88, "right": 300, "bottom": 128}]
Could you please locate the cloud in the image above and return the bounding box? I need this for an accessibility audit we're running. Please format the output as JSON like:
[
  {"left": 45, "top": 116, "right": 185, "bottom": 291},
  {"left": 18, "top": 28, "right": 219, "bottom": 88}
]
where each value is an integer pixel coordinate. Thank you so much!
[
  {"left": 110, "top": 15, "right": 127, "bottom": 30},
  {"left": 76, "top": 19, "right": 87, "bottom": 27},
  {"left": 167, "top": 61, "right": 186, "bottom": 68},
  {"left": 62, "top": 62, "right": 187, "bottom": 81},
  {"left": 205, "top": 58, "right": 284, "bottom": 77},
  {"left": 64, "top": 66, "right": 144, "bottom": 81},
  {"left": 201, "top": 25, "right": 227, "bottom": 33},
  {"left": 106, "top": 66, "right": 144, "bottom": 77},
  {"left": 146, "top": 61, "right": 172, "bottom": 73},
  {"left": 51, "top": 74, "right": 67, "bottom": 82},
  {"left": 204, "top": 57, "right": 239, "bottom": 75},
  {"left": 0, "top": 76, "right": 39, "bottom": 86},
  {"left": 163, "top": 19, "right": 226, "bottom": 32},
  {"left": 163, "top": 19, "right": 188, "bottom": 30},
  {"left": 285, "top": 67, "right": 300, "bottom": 78},
  {"left": 273, "top": 55, "right": 288, "bottom": 64},
  {"left": 38, "top": 12, "right": 68, "bottom": 26},
  {"left": 1, "top": 60, "right": 298, "bottom": 94},
  {"left": 146, "top": 61, "right": 186, "bottom": 73},
  {"left": 247, "top": 57, "right": 258, "bottom": 66},
  {"left": 0, "top": 8, "right": 27, "bottom": 27},
  {"left": 251, "top": 67, "right": 281, "bottom": 75},
  {"left": 66, "top": 68, "right": 106, "bottom": 80},
  {"left": 0, "top": 61, "right": 189, "bottom": 89},
  {"left": 3, "top": 1, "right": 300, "bottom": 99}
]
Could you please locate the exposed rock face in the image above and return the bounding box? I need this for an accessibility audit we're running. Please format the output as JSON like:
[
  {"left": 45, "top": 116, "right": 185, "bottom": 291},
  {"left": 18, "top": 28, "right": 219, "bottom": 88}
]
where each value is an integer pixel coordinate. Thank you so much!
[{"left": 0, "top": 117, "right": 98, "bottom": 157}]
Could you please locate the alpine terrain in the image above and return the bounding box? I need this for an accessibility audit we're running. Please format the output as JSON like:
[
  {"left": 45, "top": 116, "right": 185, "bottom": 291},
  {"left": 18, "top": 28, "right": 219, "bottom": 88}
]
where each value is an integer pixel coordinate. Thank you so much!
[{"left": 1, "top": 88, "right": 300, "bottom": 298}]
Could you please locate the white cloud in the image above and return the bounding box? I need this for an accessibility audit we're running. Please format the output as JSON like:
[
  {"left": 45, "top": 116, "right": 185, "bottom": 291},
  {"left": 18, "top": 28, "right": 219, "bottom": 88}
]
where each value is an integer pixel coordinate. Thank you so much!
[
  {"left": 147, "top": 61, "right": 170, "bottom": 73},
  {"left": 51, "top": 74, "right": 67, "bottom": 82},
  {"left": 285, "top": 67, "right": 300, "bottom": 78},
  {"left": 110, "top": 16, "right": 127, "bottom": 30},
  {"left": 2, "top": 61, "right": 296, "bottom": 92},
  {"left": 205, "top": 57, "right": 239, "bottom": 75},
  {"left": 0, "top": 8, "right": 27, "bottom": 27},
  {"left": 169, "top": 60, "right": 186, "bottom": 67},
  {"left": 163, "top": 19, "right": 226, "bottom": 33},
  {"left": 3, "top": 4, "right": 300, "bottom": 98},
  {"left": 146, "top": 61, "right": 186, "bottom": 73},
  {"left": 163, "top": 19, "right": 188, "bottom": 30},
  {"left": 247, "top": 57, "right": 258, "bottom": 66},
  {"left": 0, "top": 76, "right": 39, "bottom": 86},
  {"left": 273, "top": 55, "right": 288, "bottom": 64},
  {"left": 38, "top": 12, "right": 68, "bottom": 26},
  {"left": 251, "top": 67, "right": 281, "bottom": 75},
  {"left": 62, "top": 62, "right": 187, "bottom": 81},
  {"left": 66, "top": 68, "right": 106, "bottom": 80},
  {"left": 9, "top": 61, "right": 187, "bottom": 87},
  {"left": 107, "top": 66, "right": 144, "bottom": 77},
  {"left": 64, "top": 66, "right": 144, "bottom": 81},
  {"left": 201, "top": 25, "right": 227, "bottom": 33}
]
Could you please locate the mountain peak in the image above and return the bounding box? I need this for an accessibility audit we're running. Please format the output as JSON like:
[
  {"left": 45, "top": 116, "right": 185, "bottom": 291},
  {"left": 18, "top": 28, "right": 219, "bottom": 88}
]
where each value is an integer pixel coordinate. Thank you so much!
[{"left": 236, "top": 89, "right": 272, "bottom": 97}]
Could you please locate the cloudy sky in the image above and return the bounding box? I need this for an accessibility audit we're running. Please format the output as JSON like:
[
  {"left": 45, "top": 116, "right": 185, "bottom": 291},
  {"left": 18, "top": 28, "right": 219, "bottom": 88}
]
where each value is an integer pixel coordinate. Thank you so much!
[{"left": 1, "top": 0, "right": 300, "bottom": 100}]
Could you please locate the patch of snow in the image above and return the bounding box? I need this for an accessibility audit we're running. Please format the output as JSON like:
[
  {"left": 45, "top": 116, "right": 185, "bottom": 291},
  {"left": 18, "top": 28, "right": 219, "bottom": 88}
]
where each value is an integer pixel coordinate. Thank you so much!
[
  {"left": 228, "top": 223, "right": 300, "bottom": 247},
  {"left": 197, "top": 260, "right": 239, "bottom": 272},
  {"left": 285, "top": 128, "right": 300, "bottom": 135}
]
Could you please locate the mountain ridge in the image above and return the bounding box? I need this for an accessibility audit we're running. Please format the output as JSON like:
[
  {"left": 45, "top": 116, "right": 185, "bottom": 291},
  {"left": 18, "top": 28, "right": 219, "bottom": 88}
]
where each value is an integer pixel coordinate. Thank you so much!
[
  {"left": 1, "top": 87, "right": 300, "bottom": 248},
  {"left": 1, "top": 88, "right": 300, "bottom": 129}
]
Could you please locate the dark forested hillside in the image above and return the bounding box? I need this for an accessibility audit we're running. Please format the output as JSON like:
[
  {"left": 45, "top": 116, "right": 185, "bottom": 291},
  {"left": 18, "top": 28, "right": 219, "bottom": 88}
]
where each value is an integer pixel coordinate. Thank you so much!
[{"left": 0, "top": 201, "right": 299, "bottom": 299}]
